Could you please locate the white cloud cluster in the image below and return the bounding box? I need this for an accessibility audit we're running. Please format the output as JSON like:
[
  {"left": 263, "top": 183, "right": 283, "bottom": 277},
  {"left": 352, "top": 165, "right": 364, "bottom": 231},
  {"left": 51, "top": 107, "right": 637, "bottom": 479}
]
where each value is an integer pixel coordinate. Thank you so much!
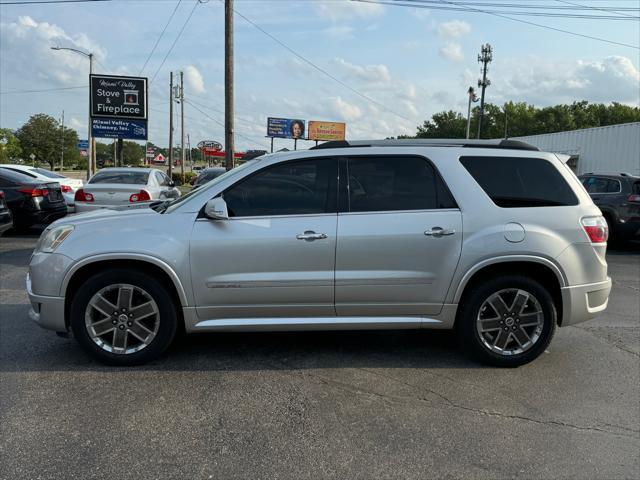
[
  {"left": 489, "top": 55, "right": 640, "bottom": 106},
  {"left": 0, "top": 16, "right": 107, "bottom": 86},
  {"left": 334, "top": 57, "right": 391, "bottom": 85},
  {"left": 436, "top": 20, "right": 471, "bottom": 63},
  {"left": 313, "top": 1, "right": 384, "bottom": 22},
  {"left": 184, "top": 65, "right": 206, "bottom": 94}
]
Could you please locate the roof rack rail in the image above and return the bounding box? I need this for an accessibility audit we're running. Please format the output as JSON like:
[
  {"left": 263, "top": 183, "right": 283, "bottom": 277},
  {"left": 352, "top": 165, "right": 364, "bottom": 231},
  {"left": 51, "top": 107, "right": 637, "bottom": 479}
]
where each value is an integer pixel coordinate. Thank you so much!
[{"left": 309, "top": 138, "right": 540, "bottom": 151}]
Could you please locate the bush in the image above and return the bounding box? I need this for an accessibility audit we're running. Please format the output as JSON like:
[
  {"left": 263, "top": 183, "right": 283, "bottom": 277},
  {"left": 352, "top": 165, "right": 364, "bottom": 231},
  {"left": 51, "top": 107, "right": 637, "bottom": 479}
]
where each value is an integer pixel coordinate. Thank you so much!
[{"left": 171, "top": 171, "right": 197, "bottom": 185}]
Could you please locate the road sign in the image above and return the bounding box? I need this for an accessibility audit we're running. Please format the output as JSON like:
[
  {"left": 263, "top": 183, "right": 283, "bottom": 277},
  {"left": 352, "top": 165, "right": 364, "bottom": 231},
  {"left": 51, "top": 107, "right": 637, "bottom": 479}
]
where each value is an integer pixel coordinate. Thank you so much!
[
  {"left": 90, "top": 74, "right": 148, "bottom": 120},
  {"left": 77, "top": 139, "right": 89, "bottom": 149},
  {"left": 91, "top": 118, "right": 147, "bottom": 140}
]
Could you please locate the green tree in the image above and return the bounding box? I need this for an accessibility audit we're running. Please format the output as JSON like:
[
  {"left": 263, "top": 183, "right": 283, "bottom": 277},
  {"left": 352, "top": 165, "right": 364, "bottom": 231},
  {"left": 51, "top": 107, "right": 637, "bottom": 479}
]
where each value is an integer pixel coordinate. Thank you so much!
[
  {"left": 0, "top": 128, "right": 22, "bottom": 163},
  {"left": 122, "top": 141, "right": 144, "bottom": 166},
  {"left": 95, "top": 141, "right": 115, "bottom": 167},
  {"left": 15, "top": 114, "right": 80, "bottom": 170}
]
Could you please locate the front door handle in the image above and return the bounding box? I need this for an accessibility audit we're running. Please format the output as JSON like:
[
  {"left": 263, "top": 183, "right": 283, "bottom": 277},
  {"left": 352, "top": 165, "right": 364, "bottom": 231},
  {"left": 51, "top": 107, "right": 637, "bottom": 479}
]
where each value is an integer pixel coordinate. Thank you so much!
[
  {"left": 424, "top": 227, "right": 455, "bottom": 237},
  {"left": 296, "top": 231, "right": 328, "bottom": 241}
]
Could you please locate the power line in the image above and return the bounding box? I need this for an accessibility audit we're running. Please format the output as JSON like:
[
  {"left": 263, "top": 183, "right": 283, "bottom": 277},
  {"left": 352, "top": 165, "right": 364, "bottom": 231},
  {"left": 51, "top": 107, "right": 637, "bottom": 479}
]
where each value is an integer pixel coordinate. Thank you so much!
[
  {"left": 230, "top": 3, "right": 414, "bottom": 123},
  {"left": 554, "top": 0, "right": 638, "bottom": 18},
  {"left": 139, "top": 0, "right": 183, "bottom": 76},
  {"left": 368, "top": 0, "right": 639, "bottom": 19},
  {"left": 185, "top": 99, "right": 270, "bottom": 149},
  {"left": 149, "top": 0, "right": 201, "bottom": 84},
  {"left": 355, "top": 0, "right": 639, "bottom": 49},
  {"left": 0, "top": 85, "right": 87, "bottom": 95}
]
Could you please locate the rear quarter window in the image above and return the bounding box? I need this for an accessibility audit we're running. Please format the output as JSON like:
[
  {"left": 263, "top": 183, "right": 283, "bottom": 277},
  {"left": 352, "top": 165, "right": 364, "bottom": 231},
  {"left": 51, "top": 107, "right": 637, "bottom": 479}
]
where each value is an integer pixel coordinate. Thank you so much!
[{"left": 460, "top": 156, "right": 578, "bottom": 208}]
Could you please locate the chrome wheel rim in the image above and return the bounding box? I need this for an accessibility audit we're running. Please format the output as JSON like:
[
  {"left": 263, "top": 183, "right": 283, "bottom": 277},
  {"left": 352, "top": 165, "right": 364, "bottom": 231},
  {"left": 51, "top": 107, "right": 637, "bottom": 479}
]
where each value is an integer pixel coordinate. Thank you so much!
[
  {"left": 476, "top": 288, "right": 544, "bottom": 356},
  {"left": 85, "top": 283, "right": 160, "bottom": 355}
]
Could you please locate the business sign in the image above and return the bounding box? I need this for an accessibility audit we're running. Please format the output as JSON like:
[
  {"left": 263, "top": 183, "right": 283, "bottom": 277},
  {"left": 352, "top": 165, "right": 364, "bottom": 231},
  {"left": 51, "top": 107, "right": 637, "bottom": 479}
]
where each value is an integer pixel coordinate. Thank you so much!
[
  {"left": 308, "top": 121, "right": 346, "bottom": 142},
  {"left": 77, "top": 139, "right": 89, "bottom": 149},
  {"left": 91, "top": 118, "right": 148, "bottom": 140},
  {"left": 267, "top": 117, "right": 305, "bottom": 139},
  {"left": 90, "top": 74, "right": 147, "bottom": 120},
  {"left": 197, "top": 140, "right": 222, "bottom": 151},
  {"left": 152, "top": 154, "right": 166, "bottom": 164}
]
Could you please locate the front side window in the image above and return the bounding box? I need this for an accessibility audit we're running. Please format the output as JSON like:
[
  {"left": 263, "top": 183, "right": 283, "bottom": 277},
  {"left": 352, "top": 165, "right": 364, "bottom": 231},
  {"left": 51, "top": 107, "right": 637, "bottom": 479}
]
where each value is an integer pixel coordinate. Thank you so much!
[
  {"left": 460, "top": 156, "right": 578, "bottom": 208},
  {"left": 224, "top": 158, "right": 337, "bottom": 217},
  {"left": 346, "top": 156, "right": 457, "bottom": 212}
]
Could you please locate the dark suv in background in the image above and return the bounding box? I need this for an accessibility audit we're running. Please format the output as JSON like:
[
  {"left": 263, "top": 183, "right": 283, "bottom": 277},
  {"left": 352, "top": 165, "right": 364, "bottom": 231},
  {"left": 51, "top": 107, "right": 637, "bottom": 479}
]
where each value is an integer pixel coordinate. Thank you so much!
[{"left": 579, "top": 173, "right": 640, "bottom": 243}]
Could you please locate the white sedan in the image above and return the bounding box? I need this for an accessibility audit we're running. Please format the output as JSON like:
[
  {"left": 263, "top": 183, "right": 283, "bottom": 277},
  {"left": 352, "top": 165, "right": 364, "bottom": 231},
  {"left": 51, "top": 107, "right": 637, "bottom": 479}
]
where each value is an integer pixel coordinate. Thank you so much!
[
  {"left": 75, "top": 168, "right": 181, "bottom": 213},
  {"left": 0, "top": 165, "right": 83, "bottom": 212}
]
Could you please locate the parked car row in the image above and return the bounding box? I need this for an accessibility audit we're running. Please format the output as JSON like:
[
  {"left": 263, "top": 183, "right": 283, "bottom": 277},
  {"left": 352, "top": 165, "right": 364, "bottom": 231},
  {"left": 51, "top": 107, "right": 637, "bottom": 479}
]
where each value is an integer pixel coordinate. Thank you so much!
[{"left": 0, "top": 166, "right": 181, "bottom": 233}]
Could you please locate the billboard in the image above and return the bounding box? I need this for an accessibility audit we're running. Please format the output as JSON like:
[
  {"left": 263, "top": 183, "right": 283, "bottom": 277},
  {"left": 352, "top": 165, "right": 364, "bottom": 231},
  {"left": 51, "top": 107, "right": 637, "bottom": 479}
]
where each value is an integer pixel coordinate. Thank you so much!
[
  {"left": 267, "top": 117, "right": 305, "bottom": 139},
  {"left": 91, "top": 118, "right": 148, "bottom": 140},
  {"left": 308, "top": 121, "right": 346, "bottom": 142},
  {"left": 91, "top": 75, "right": 148, "bottom": 120}
]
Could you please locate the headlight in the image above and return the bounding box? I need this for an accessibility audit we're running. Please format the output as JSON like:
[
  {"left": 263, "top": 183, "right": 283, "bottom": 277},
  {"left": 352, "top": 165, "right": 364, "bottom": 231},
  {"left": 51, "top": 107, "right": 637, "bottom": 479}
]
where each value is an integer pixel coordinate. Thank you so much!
[{"left": 34, "top": 225, "right": 75, "bottom": 253}]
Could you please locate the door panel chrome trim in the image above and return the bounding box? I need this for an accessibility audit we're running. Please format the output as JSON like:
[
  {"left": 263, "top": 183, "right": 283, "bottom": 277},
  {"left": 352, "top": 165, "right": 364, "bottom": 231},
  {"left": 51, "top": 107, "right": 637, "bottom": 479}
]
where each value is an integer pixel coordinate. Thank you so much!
[{"left": 192, "top": 316, "right": 434, "bottom": 332}]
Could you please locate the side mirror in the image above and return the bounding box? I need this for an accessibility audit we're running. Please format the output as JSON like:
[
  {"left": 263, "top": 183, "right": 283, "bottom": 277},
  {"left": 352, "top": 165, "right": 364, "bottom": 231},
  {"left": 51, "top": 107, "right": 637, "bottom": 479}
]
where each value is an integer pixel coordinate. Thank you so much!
[{"left": 204, "top": 197, "right": 229, "bottom": 220}]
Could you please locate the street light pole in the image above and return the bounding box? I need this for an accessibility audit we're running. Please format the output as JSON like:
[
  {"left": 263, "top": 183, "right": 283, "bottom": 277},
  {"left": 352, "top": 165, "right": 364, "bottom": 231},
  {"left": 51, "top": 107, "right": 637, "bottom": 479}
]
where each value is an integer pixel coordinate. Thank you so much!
[
  {"left": 466, "top": 87, "right": 479, "bottom": 140},
  {"left": 51, "top": 46, "right": 94, "bottom": 179}
]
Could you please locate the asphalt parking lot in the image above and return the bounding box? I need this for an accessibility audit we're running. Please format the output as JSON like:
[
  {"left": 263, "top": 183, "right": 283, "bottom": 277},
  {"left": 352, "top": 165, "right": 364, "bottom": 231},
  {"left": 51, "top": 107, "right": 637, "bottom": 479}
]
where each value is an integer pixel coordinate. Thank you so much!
[{"left": 1, "top": 230, "right": 638, "bottom": 479}]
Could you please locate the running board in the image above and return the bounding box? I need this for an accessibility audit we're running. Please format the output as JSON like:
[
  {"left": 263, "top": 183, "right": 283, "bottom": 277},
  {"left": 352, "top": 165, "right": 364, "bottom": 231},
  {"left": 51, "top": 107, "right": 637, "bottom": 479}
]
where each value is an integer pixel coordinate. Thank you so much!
[{"left": 191, "top": 316, "right": 444, "bottom": 332}]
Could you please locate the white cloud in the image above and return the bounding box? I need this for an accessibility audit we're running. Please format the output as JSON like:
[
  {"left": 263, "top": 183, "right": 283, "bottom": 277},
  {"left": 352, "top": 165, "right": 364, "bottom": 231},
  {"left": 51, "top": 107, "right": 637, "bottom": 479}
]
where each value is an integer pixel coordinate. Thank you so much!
[
  {"left": 439, "top": 42, "right": 464, "bottom": 62},
  {"left": 330, "top": 97, "right": 363, "bottom": 121},
  {"left": 313, "top": 1, "right": 384, "bottom": 22},
  {"left": 490, "top": 55, "right": 640, "bottom": 105},
  {"left": 322, "top": 25, "right": 355, "bottom": 40},
  {"left": 437, "top": 20, "right": 471, "bottom": 39},
  {"left": 435, "top": 20, "right": 471, "bottom": 63},
  {"left": 334, "top": 58, "right": 391, "bottom": 84},
  {"left": 0, "top": 16, "right": 107, "bottom": 86},
  {"left": 184, "top": 65, "right": 206, "bottom": 94}
]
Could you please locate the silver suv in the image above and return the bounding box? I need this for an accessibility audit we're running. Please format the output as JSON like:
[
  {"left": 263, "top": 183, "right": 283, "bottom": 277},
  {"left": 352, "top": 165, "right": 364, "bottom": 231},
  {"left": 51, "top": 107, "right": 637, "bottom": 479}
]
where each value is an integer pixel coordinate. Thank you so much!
[{"left": 27, "top": 139, "right": 612, "bottom": 367}]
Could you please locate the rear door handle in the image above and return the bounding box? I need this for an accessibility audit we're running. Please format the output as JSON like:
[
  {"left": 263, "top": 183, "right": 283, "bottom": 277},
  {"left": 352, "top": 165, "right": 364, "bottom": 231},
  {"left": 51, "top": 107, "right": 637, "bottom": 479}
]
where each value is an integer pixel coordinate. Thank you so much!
[
  {"left": 296, "top": 231, "right": 328, "bottom": 241},
  {"left": 424, "top": 227, "right": 455, "bottom": 237}
]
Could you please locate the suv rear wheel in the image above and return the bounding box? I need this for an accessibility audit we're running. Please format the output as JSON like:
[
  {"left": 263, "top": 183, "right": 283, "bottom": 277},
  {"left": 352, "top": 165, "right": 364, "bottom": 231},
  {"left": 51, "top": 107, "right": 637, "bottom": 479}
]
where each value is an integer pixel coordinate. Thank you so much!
[
  {"left": 70, "top": 269, "right": 178, "bottom": 365},
  {"left": 457, "top": 275, "right": 556, "bottom": 367}
]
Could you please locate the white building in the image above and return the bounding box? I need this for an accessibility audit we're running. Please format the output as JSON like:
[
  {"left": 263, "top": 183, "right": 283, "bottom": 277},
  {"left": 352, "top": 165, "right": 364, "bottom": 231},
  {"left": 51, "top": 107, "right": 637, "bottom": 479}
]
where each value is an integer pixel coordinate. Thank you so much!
[{"left": 513, "top": 122, "right": 640, "bottom": 176}]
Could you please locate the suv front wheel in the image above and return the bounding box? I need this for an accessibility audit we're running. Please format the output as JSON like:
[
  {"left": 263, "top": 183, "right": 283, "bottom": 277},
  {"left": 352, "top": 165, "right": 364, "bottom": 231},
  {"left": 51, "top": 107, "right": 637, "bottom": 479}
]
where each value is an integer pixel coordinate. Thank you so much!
[
  {"left": 457, "top": 275, "right": 556, "bottom": 367},
  {"left": 70, "top": 269, "right": 178, "bottom": 365}
]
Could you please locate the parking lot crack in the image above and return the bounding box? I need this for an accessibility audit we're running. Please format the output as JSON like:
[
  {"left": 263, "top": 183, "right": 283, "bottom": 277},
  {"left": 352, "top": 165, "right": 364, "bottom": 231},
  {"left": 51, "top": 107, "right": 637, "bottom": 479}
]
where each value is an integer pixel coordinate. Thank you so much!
[{"left": 356, "top": 368, "right": 640, "bottom": 440}]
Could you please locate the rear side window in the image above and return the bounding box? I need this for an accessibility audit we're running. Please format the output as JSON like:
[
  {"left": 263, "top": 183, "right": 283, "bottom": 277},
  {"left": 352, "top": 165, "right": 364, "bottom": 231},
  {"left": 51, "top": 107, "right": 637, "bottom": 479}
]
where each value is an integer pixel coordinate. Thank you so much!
[
  {"left": 633, "top": 182, "right": 640, "bottom": 195},
  {"left": 582, "top": 176, "right": 619, "bottom": 194},
  {"left": 460, "top": 156, "right": 578, "bottom": 208},
  {"left": 346, "top": 156, "right": 457, "bottom": 212}
]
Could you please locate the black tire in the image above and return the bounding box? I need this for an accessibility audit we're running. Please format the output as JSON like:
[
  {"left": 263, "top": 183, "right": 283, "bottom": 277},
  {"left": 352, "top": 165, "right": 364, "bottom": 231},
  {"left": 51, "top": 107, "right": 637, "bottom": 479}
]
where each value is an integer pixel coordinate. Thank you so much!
[
  {"left": 456, "top": 275, "right": 556, "bottom": 367},
  {"left": 70, "top": 269, "right": 178, "bottom": 365}
]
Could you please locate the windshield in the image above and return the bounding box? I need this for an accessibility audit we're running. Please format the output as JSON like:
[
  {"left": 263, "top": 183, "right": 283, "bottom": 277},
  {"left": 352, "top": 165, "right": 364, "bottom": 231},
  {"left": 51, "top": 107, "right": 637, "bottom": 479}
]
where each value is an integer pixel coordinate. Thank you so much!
[
  {"left": 163, "top": 160, "right": 259, "bottom": 214},
  {"left": 32, "top": 168, "right": 66, "bottom": 179},
  {"left": 90, "top": 171, "right": 150, "bottom": 185}
]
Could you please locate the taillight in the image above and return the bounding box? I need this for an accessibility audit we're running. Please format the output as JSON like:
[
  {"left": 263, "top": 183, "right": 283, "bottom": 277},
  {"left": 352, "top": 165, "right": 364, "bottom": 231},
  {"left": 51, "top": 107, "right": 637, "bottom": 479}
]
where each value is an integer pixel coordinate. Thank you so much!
[
  {"left": 19, "top": 185, "right": 48, "bottom": 197},
  {"left": 0, "top": 191, "right": 4, "bottom": 199},
  {"left": 129, "top": 190, "right": 151, "bottom": 202},
  {"left": 581, "top": 216, "right": 608, "bottom": 243},
  {"left": 74, "top": 188, "right": 94, "bottom": 202},
  {"left": 628, "top": 194, "right": 640, "bottom": 203},
  {"left": 60, "top": 185, "right": 72, "bottom": 193}
]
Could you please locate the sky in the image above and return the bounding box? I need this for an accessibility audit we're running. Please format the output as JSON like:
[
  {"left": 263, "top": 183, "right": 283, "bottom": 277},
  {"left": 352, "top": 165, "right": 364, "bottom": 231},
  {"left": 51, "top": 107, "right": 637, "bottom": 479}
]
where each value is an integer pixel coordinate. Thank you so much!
[{"left": 0, "top": 0, "right": 639, "bottom": 152}]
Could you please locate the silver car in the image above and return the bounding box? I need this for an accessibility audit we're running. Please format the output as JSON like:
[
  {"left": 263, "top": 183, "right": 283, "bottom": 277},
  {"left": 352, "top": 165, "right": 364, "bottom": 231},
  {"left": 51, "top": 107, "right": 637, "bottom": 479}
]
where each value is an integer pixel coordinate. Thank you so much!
[
  {"left": 27, "top": 139, "right": 612, "bottom": 366},
  {"left": 74, "top": 167, "right": 180, "bottom": 212}
]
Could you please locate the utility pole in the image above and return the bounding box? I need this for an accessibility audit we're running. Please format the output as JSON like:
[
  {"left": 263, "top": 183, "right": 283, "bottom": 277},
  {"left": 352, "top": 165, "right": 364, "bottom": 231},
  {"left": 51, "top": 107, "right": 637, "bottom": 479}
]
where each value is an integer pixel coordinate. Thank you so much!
[
  {"left": 180, "top": 70, "right": 185, "bottom": 181},
  {"left": 504, "top": 103, "right": 509, "bottom": 139},
  {"left": 466, "top": 87, "right": 478, "bottom": 140},
  {"left": 225, "top": 0, "right": 235, "bottom": 171},
  {"left": 60, "top": 110, "right": 64, "bottom": 171},
  {"left": 168, "top": 71, "right": 174, "bottom": 178},
  {"left": 476, "top": 43, "right": 492, "bottom": 139},
  {"left": 187, "top": 134, "right": 192, "bottom": 170}
]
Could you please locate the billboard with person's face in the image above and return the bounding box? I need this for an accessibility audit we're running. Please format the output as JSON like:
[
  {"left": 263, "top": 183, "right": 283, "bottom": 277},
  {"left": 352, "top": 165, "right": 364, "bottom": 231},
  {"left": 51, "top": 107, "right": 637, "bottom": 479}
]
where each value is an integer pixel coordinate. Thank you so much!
[{"left": 267, "top": 117, "right": 305, "bottom": 139}]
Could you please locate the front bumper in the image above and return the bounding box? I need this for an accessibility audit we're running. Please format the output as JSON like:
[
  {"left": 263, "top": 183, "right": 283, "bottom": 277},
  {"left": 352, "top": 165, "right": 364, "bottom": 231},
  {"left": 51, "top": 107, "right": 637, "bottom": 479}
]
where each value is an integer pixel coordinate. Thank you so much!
[
  {"left": 560, "top": 277, "right": 612, "bottom": 327},
  {"left": 26, "top": 273, "right": 67, "bottom": 332}
]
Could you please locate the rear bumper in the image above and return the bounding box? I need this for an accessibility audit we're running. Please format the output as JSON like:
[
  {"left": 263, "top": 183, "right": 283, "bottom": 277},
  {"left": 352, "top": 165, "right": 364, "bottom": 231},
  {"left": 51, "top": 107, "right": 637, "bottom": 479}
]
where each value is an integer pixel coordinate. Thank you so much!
[
  {"left": 560, "top": 277, "right": 612, "bottom": 327},
  {"left": 26, "top": 273, "right": 67, "bottom": 332}
]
